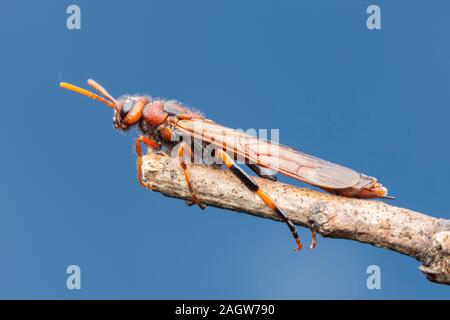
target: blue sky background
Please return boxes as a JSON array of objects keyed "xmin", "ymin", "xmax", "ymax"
[{"xmin": 0, "ymin": 0, "xmax": 449, "ymax": 299}]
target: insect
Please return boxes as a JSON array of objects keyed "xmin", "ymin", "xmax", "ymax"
[{"xmin": 60, "ymin": 79, "xmax": 392, "ymax": 251}]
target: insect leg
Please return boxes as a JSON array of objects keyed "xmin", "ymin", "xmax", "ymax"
[
  {"xmin": 178, "ymin": 142, "xmax": 207, "ymax": 209},
  {"xmin": 135, "ymin": 136, "xmax": 160, "ymax": 188},
  {"xmin": 310, "ymin": 230, "xmax": 317, "ymax": 250},
  {"xmin": 218, "ymin": 149, "xmax": 302, "ymax": 252}
]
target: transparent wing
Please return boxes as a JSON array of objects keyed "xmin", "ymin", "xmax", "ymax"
[{"xmin": 174, "ymin": 119, "xmax": 361, "ymax": 189}]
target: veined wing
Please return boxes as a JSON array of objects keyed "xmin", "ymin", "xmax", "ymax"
[{"xmin": 174, "ymin": 119, "xmax": 361, "ymax": 189}]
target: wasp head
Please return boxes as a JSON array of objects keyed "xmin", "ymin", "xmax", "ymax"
[
  {"xmin": 60, "ymin": 79, "xmax": 149, "ymax": 131},
  {"xmin": 113, "ymin": 96, "xmax": 149, "ymax": 130}
]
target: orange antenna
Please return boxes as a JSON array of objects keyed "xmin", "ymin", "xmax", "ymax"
[
  {"xmin": 60, "ymin": 82, "xmax": 117, "ymax": 110},
  {"xmin": 87, "ymin": 79, "xmax": 118, "ymax": 105}
]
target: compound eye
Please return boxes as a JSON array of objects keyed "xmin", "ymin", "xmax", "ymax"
[{"xmin": 120, "ymin": 101, "xmax": 134, "ymax": 119}]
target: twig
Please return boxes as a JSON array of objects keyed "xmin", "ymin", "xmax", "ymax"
[{"xmin": 142, "ymin": 151, "xmax": 450, "ymax": 285}]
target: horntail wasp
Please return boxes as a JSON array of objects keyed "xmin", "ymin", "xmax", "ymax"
[{"xmin": 60, "ymin": 79, "xmax": 393, "ymax": 252}]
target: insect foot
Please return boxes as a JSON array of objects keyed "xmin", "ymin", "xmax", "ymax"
[{"xmin": 185, "ymin": 199, "xmax": 207, "ymax": 210}]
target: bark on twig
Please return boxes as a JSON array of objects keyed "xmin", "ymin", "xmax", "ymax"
[{"xmin": 142, "ymin": 151, "xmax": 450, "ymax": 285}]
